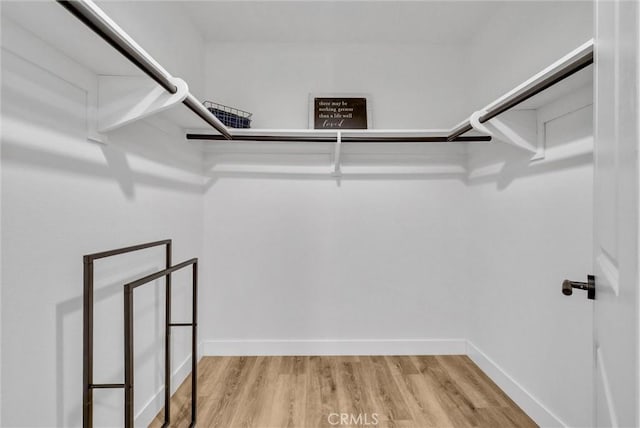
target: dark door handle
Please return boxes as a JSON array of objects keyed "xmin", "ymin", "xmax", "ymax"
[{"xmin": 562, "ymin": 275, "xmax": 595, "ymax": 300}]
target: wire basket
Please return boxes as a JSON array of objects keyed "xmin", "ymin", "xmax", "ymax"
[{"xmin": 204, "ymin": 101, "xmax": 252, "ymax": 129}]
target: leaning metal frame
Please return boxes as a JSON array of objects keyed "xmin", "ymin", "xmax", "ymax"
[{"xmin": 83, "ymin": 239, "xmax": 198, "ymax": 427}]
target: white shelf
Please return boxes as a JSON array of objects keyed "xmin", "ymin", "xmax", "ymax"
[
  {"xmin": 515, "ymin": 65, "xmax": 592, "ymax": 110},
  {"xmin": 3, "ymin": 0, "xmax": 594, "ymax": 151}
]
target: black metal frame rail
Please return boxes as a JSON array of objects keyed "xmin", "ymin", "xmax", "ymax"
[{"xmin": 83, "ymin": 240, "xmax": 198, "ymax": 428}]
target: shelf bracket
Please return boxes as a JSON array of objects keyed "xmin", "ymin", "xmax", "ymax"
[
  {"xmin": 332, "ymin": 131, "xmax": 342, "ymax": 177},
  {"xmin": 95, "ymin": 75, "xmax": 189, "ymax": 137},
  {"xmin": 470, "ymin": 109, "xmax": 543, "ymax": 160}
]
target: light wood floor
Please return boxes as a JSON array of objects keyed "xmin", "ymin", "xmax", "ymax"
[{"xmin": 150, "ymin": 355, "xmax": 537, "ymax": 428}]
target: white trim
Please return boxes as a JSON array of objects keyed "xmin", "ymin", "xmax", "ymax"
[
  {"xmin": 134, "ymin": 354, "xmax": 200, "ymax": 427},
  {"xmin": 202, "ymin": 338, "xmax": 467, "ymax": 356},
  {"xmin": 596, "ymin": 250, "xmax": 620, "ymax": 296},
  {"xmin": 536, "ymin": 83, "xmax": 593, "ymax": 130},
  {"xmin": 637, "ymin": 5, "xmax": 640, "ymax": 427},
  {"xmin": 536, "ymin": 83, "xmax": 593, "ymax": 162},
  {"xmin": 466, "ymin": 341, "xmax": 567, "ymax": 428},
  {"xmin": 97, "ymin": 75, "xmax": 189, "ymax": 134},
  {"xmin": 471, "ymin": 109, "xmax": 540, "ymax": 158},
  {"xmin": 0, "ymin": 20, "xmax": 3, "ymax": 425}
]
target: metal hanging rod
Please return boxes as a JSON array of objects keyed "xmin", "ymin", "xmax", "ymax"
[
  {"xmin": 57, "ymin": 1, "xmax": 176, "ymax": 93},
  {"xmin": 183, "ymin": 93, "xmax": 232, "ymax": 138},
  {"xmin": 57, "ymin": 0, "xmax": 232, "ymax": 140},
  {"xmin": 186, "ymin": 133, "xmax": 492, "ymax": 143}
]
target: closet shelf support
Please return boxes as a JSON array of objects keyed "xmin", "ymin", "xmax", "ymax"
[
  {"xmin": 333, "ymin": 131, "xmax": 343, "ymax": 176},
  {"xmin": 470, "ymin": 109, "xmax": 542, "ymax": 159},
  {"xmin": 57, "ymin": 0, "xmax": 232, "ymax": 140},
  {"xmin": 97, "ymin": 75, "xmax": 189, "ymax": 135}
]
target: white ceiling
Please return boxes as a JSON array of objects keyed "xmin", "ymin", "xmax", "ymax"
[{"xmin": 180, "ymin": 1, "xmax": 505, "ymax": 44}]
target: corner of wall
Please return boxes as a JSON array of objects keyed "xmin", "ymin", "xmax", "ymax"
[{"xmin": 466, "ymin": 341, "xmax": 567, "ymax": 428}]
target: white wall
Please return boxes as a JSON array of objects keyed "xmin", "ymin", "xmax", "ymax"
[
  {"xmin": 201, "ymin": 175, "xmax": 470, "ymax": 354},
  {"xmin": 198, "ymin": 2, "xmax": 595, "ymax": 427},
  {"xmin": 0, "ymin": 11, "xmax": 204, "ymax": 428},
  {"xmin": 463, "ymin": 3, "xmax": 594, "ymax": 426},
  {"xmin": 201, "ymin": 39, "xmax": 473, "ymax": 352},
  {"xmin": 204, "ymin": 42, "xmax": 470, "ymax": 129},
  {"xmin": 466, "ymin": 102, "xmax": 594, "ymax": 427},
  {"xmin": 467, "ymin": 0, "xmax": 593, "ymax": 111},
  {"xmin": 97, "ymin": 0, "xmax": 206, "ymax": 96}
]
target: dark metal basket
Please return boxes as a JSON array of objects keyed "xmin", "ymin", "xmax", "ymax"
[{"xmin": 204, "ymin": 101, "xmax": 252, "ymax": 128}]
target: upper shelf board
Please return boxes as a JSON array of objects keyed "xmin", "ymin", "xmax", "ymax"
[
  {"xmin": 3, "ymin": 0, "xmax": 593, "ymax": 144},
  {"xmin": 515, "ymin": 64, "xmax": 592, "ymax": 110}
]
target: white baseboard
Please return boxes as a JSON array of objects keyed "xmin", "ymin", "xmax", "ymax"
[
  {"xmin": 201, "ymin": 338, "xmax": 467, "ymax": 356},
  {"xmin": 135, "ymin": 354, "xmax": 198, "ymax": 427},
  {"xmin": 465, "ymin": 341, "xmax": 566, "ymax": 428}
]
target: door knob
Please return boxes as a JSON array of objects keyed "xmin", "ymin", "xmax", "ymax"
[{"xmin": 562, "ymin": 275, "xmax": 595, "ymax": 300}]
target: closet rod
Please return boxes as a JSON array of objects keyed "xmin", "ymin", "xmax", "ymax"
[
  {"xmin": 186, "ymin": 133, "xmax": 492, "ymax": 143},
  {"xmin": 183, "ymin": 93, "xmax": 232, "ymax": 138},
  {"xmin": 447, "ymin": 43, "xmax": 594, "ymax": 141},
  {"xmin": 57, "ymin": 0, "xmax": 232, "ymax": 140}
]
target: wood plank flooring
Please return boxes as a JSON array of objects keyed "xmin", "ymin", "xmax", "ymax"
[{"xmin": 149, "ymin": 355, "xmax": 537, "ymax": 428}]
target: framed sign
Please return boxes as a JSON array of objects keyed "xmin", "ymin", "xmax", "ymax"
[{"xmin": 309, "ymin": 93, "xmax": 371, "ymax": 130}]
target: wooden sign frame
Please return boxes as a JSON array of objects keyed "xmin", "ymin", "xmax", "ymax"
[{"xmin": 308, "ymin": 93, "xmax": 372, "ymax": 130}]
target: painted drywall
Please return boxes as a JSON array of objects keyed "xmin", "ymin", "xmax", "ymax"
[
  {"xmin": 465, "ymin": 96, "xmax": 594, "ymax": 427},
  {"xmin": 197, "ymin": 3, "xmax": 595, "ymax": 427},
  {"xmin": 201, "ymin": 35, "xmax": 475, "ymax": 351},
  {"xmin": 463, "ymin": 2, "xmax": 595, "ymax": 426},
  {"xmin": 97, "ymin": 0, "xmax": 206, "ymax": 97},
  {"xmin": 467, "ymin": 0, "xmax": 594, "ymax": 112},
  {"xmin": 0, "ymin": 13, "xmax": 204, "ymax": 428},
  {"xmin": 200, "ymin": 36, "xmax": 474, "ymax": 352},
  {"xmin": 467, "ymin": 103, "xmax": 594, "ymax": 427},
  {"xmin": 204, "ymin": 42, "xmax": 470, "ymax": 129},
  {"xmin": 201, "ymin": 174, "xmax": 470, "ymax": 352}
]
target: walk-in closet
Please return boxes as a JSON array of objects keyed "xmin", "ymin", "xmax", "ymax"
[{"xmin": 1, "ymin": 1, "xmax": 639, "ymax": 427}]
